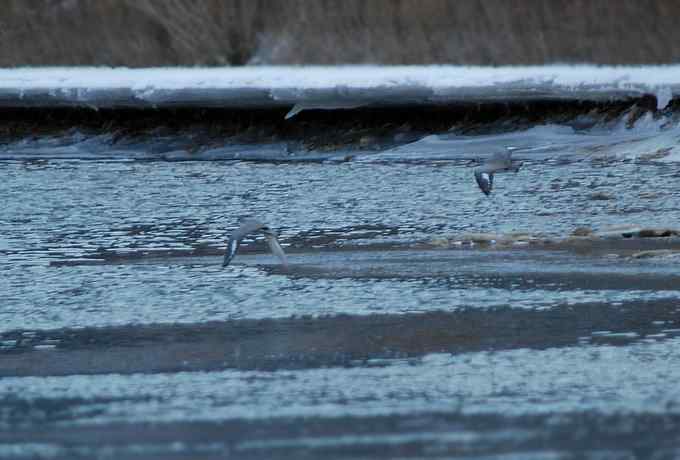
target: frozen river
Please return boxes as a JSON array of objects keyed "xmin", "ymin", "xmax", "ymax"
[{"xmin": 2, "ymin": 102, "xmax": 680, "ymax": 458}]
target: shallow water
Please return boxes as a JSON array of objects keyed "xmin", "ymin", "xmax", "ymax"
[
  {"xmin": 3, "ymin": 150, "xmax": 680, "ymax": 331},
  {"xmin": 3, "ymin": 338, "xmax": 680, "ymax": 458},
  {"xmin": 3, "ymin": 156, "xmax": 680, "ymax": 262},
  {"xmin": 5, "ymin": 339, "xmax": 680, "ymax": 423},
  {"xmin": 3, "ymin": 115, "xmax": 680, "ymax": 458},
  {"xmin": 4, "ymin": 249, "xmax": 680, "ymax": 333}
]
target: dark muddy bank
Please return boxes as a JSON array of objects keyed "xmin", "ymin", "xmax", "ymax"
[
  {"xmin": 0, "ymin": 95, "xmax": 668, "ymax": 162},
  {"xmin": 0, "ymin": 97, "xmax": 667, "ymax": 150},
  {"xmin": 2, "ymin": 298, "xmax": 680, "ymax": 377}
]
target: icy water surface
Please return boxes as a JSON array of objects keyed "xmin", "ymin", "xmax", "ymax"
[
  {"xmin": 3, "ymin": 118, "xmax": 680, "ymax": 458},
  {"xmin": 3, "ymin": 158, "xmax": 680, "ymax": 329}
]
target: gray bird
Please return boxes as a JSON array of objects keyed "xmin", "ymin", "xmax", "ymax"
[
  {"xmin": 222, "ymin": 219, "xmax": 288, "ymax": 268},
  {"xmin": 474, "ymin": 149, "xmax": 523, "ymax": 195}
]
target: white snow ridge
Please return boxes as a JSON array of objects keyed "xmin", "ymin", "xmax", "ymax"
[{"xmin": 0, "ymin": 65, "xmax": 678, "ymax": 110}]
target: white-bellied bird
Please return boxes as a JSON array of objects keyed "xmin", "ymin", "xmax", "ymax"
[{"xmin": 222, "ymin": 219, "xmax": 288, "ymax": 268}]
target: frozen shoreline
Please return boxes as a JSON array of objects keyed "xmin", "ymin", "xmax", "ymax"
[{"xmin": 0, "ymin": 65, "xmax": 678, "ymax": 110}]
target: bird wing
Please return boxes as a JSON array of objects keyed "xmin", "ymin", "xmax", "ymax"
[
  {"xmin": 223, "ymin": 220, "xmax": 289, "ymax": 268},
  {"xmin": 474, "ymin": 169, "xmax": 494, "ymax": 196},
  {"xmin": 222, "ymin": 237, "xmax": 240, "ymax": 267},
  {"xmin": 222, "ymin": 219, "xmax": 266, "ymax": 267},
  {"xmin": 266, "ymin": 235, "xmax": 289, "ymax": 267}
]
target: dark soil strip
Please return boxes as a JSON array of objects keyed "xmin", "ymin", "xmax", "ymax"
[
  {"xmin": 2, "ymin": 299, "xmax": 678, "ymax": 377},
  {"xmin": 0, "ymin": 98, "xmax": 660, "ymax": 151}
]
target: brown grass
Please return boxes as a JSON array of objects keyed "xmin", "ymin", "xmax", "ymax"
[{"xmin": 1, "ymin": 0, "xmax": 679, "ymax": 66}]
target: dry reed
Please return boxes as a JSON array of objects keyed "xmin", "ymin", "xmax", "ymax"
[{"xmin": 0, "ymin": 0, "xmax": 678, "ymax": 66}]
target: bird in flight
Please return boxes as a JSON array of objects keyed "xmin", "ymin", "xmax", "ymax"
[
  {"xmin": 222, "ymin": 219, "xmax": 288, "ymax": 268},
  {"xmin": 474, "ymin": 149, "xmax": 523, "ymax": 195}
]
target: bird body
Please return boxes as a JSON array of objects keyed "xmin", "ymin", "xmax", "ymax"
[
  {"xmin": 222, "ymin": 219, "xmax": 288, "ymax": 268},
  {"xmin": 474, "ymin": 150, "xmax": 523, "ymax": 195}
]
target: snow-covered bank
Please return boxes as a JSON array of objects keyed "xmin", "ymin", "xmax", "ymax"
[{"xmin": 0, "ymin": 66, "xmax": 678, "ymax": 111}]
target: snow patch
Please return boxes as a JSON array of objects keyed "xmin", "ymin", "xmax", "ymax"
[
  {"xmin": 0, "ymin": 65, "xmax": 678, "ymax": 109},
  {"xmin": 655, "ymin": 86, "xmax": 673, "ymax": 110}
]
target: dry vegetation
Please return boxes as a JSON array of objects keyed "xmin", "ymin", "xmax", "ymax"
[{"xmin": 0, "ymin": 0, "xmax": 679, "ymax": 66}]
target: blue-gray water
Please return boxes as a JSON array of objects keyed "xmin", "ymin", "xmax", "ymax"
[{"xmin": 3, "ymin": 114, "xmax": 680, "ymax": 459}]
